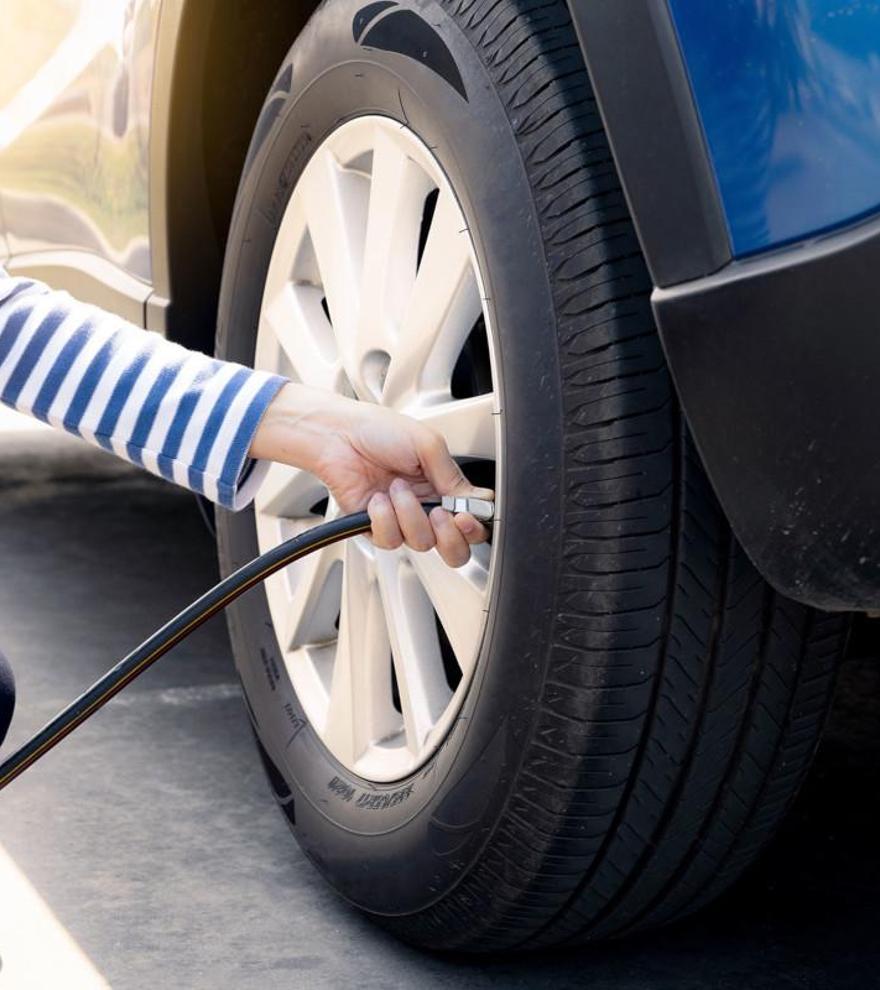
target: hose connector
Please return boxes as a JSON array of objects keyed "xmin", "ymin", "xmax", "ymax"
[{"xmin": 440, "ymin": 495, "xmax": 495, "ymax": 522}]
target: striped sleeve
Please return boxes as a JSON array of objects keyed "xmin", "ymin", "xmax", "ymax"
[{"xmin": 0, "ymin": 270, "xmax": 287, "ymax": 510}]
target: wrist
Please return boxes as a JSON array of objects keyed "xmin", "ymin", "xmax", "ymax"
[{"xmin": 248, "ymin": 382, "xmax": 355, "ymax": 473}]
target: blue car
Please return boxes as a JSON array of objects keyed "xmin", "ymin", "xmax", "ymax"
[{"xmin": 0, "ymin": 0, "xmax": 871, "ymax": 952}]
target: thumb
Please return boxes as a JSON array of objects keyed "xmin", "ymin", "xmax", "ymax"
[{"xmin": 417, "ymin": 429, "xmax": 494, "ymax": 499}]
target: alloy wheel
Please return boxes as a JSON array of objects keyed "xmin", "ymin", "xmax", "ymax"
[{"xmin": 254, "ymin": 116, "xmax": 502, "ymax": 782}]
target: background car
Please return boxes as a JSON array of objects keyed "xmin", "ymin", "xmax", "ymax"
[{"xmin": 1, "ymin": 0, "xmax": 875, "ymax": 953}]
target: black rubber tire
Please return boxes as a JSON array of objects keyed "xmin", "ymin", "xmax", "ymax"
[{"xmin": 215, "ymin": 0, "xmax": 850, "ymax": 952}]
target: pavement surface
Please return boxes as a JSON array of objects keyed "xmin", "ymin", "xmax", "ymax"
[{"xmin": 1, "ymin": 429, "xmax": 879, "ymax": 989}]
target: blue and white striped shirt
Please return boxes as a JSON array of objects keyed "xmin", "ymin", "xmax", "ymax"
[{"xmin": 0, "ymin": 269, "xmax": 287, "ymax": 509}]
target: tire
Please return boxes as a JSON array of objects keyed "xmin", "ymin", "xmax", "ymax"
[{"xmin": 215, "ymin": 0, "xmax": 850, "ymax": 952}]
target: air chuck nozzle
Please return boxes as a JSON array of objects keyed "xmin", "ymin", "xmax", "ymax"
[{"xmin": 440, "ymin": 495, "xmax": 495, "ymax": 522}]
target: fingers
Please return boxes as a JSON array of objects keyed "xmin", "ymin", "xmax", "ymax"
[
  {"xmin": 429, "ymin": 507, "xmax": 472, "ymax": 568},
  {"xmin": 367, "ymin": 492, "xmax": 403, "ymax": 550},
  {"xmin": 367, "ymin": 478, "xmax": 489, "ymax": 567},
  {"xmin": 389, "ymin": 479, "xmax": 436, "ymax": 552},
  {"xmin": 454, "ymin": 512, "xmax": 488, "ymax": 545},
  {"xmin": 416, "ymin": 429, "xmax": 494, "ymax": 501},
  {"xmin": 369, "ymin": 477, "xmax": 490, "ymax": 567},
  {"xmin": 416, "ymin": 429, "xmax": 464, "ymax": 494}
]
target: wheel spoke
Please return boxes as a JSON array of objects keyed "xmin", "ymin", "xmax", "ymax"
[
  {"xmin": 323, "ymin": 540, "xmax": 396, "ymax": 764},
  {"xmin": 383, "ymin": 189, "xmax": 481, "ymax": 405},
  {"xmin": 282, "ymin": 541, "xmax": 343, "ymax": 650},
  {"xmin": 376, "ymin": 551, "xmax": 451, "ymax": 754},
  {"xmin": 254, "ymin": 462, "xmax": 324, "ymax": 519},
  {"xmin": 355, "ymin": 128, "xmax": 431, "ymax": 388},
  {"xmin": 259, "ymin": 281, "xmax": 339, "ymax": 391},
  {"xmin": 407, "ymin": 546, "xmax": 489, "ymax": 678},
  {"xmin": 301, "ymin": 148, "xmax": 368, "ymax": 360},
  {"xmin": 408, "ymin": 392, "xmax": 497, "ymax": 460}
]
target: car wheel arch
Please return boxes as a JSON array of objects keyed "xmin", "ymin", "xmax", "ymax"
[{"xmin": 148, "ymin": 0, "xmax": 318, "ymax": 352}]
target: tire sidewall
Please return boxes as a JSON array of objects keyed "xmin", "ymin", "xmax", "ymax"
[{"xmin": 216, "ymin": 0, "xmax": 564, "ymax": 915}]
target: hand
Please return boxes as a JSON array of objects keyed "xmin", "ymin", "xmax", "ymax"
[{"xmin": 249, "ymin": 383, "xmax": 493, "ymax": 566}]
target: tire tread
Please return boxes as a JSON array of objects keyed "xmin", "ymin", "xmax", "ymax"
[{"xmin": 381, "ymin": 0, "xmax": 848, "ymax": 951}]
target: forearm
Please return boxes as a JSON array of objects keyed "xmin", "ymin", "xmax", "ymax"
[
  {"xmin": 0, "ymin": 272, "xmax": 286, "ymax": 508},
  {"xmin": 0, "ymin": 270, "xmax": 492, "ymax": 560}
]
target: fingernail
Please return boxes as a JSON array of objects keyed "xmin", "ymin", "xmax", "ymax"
[
  {"xmin": 430, "ymin": 506, "xmax": 449, "ymax": 525},
  {"xmin": 459, "ymin": 516, "xmax": 477, "ymax": 533},
  {"xmin": 389, "ymin": 478, "xmax": 408, "ymax": 496},
  {"xmin": 370, "ymin": 491, "xmax": 387, "ymax": 509}
]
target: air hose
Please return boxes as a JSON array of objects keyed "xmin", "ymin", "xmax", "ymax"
[{"xmin": 0, "ymin": 495, "xmax": 494, "ymax": 793}]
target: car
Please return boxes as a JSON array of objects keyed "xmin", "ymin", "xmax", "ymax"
[{"xmin": 0, "ymin": 0, "xmax": 872, "ymax": 953}]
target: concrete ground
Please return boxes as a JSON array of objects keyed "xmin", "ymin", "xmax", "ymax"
[{"xmin": 1, "ymin": 429, "xmax": 879, "ymax": 990}]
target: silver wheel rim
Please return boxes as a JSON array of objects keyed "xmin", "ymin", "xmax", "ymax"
[{"xmin": 254, "ymin": 116, "xmax": 502, "ymax": 782}]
